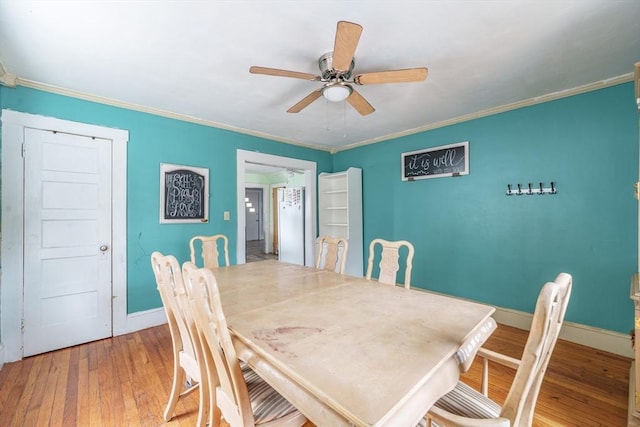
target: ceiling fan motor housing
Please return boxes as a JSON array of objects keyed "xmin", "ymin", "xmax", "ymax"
[{"xmin": 319, "ymin": 52, "xmax": 354, "ymax": 80}]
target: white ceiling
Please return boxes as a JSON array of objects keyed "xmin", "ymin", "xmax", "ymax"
[{"xmin": 1, "ymin": 1, "xmax": 638, "ymax": 152}]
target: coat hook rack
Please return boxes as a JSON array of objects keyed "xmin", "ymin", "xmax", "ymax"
[{"xmin": 506, "ymin": 181, "xmax": 557, "ymax": 196}]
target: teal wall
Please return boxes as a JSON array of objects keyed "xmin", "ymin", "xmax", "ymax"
[
  {"xmin": 1, "ymin": 83, "xmax": 638, "ymax": 334},
  {"xmin": 334, "ymin": 82, "xmax": 639, "ymax": 333},
  {"xmin": 0, "ymin": 86, "xmax": 333, "ymax": 313}
]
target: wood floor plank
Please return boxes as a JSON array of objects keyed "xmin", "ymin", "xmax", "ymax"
[
  {"xmin": 76, "ymin": 352, "xmax": 90, "ymax": 426},
  {"xmin": 23, "ymin": 353, "xmax": 53, "ymax": 424},
  {"xmin": 88, "ymin": 345, "xmax": 102, "ymax": 426},
  {"xmin": 0, "ymin": 357, "xmax": 34, "ymax": 424},
  {"xmin": 109, "ymin": 333, "xmax": 143, "ymax": 426},
  {"xmin": 62, "ymin": 345, "xmax": 80, "ymax": 426},
  {"xmin": 49, "ymin": 348, "xmax": 72, "ymax": 426},
  {"xmin": 128, "ymin": 331, "xmax": 167, "ymax": 425},
  {"xmin": 34, "ymin": 350, "xmax": 63, "ymax": 425},
  {"xmin": 97, "ymin": 339, "xmax": 120, "ymax": 425},
  {"xmin": 9, "ymin": 350, "xmax": 44, "ymax": 423}
]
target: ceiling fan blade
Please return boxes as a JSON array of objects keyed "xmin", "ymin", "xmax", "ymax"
[
  {"xmin": 347, "ymin": 89, "xmax": 375, "ymax": 116},
  {"xmin": 354, "ymin": 67, "xmax": 428, "ymax": 85},
  {"xmin": 287, "ymin": 90, "xmax": 323, "ymax": 113},
  {"xmin": 250, "ymin": 66, "xmax": 319, "ymax": 81},
  {"xmin": 332, "ymin": 21, "xmax": 363, "ymax": 72}
]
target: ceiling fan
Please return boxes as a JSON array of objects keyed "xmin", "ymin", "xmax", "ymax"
[{"xmin": 249, "ymin": 21, "xmax": 428, "ymax": 116}]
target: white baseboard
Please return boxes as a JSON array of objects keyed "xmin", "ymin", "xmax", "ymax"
[
  {"xmin": 494, "ymin": 306, "xmax": 633, "ymax": 358},
  {"xmin": 122, "ymin": 307, "xmax": 167, "ymax": 335}
]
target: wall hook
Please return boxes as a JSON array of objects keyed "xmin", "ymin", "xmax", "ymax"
[{"xmin": 505, "ymin": 181, "xmax": 558, "ymax": 196}]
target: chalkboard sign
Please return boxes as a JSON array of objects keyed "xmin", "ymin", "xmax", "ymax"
[
  {"xmin": 401, "ymin": 141, "xmax": 469, "ymax": 181},
  {"xmin": 160, "ymin": 163, "xmax": 209, "ymax": 223}
]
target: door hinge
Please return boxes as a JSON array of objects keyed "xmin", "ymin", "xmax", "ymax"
[
  {"xmin": 635, "ymin": 182, "xmax": 640, "ymax": 201},
  {"xmin": 21, "ymin": 142, "xmax": 25, "ymax": 158},
  {"xmin": 21, "ymin": 318, "xmax": 24, "ymax": 332}
]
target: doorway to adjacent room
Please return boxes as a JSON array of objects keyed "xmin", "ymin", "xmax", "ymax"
[
  {"xmin": 244, "ymin": 187, "xmax": 277, "ymax": 262},
  {"xmin": 236, "ymin": 150, "xmax": 317, "ymax": 265}
]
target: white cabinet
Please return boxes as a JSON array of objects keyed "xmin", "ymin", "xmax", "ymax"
[{"xmin": 318, "ymin": 167, "xmax": 363, "ymax": 276}]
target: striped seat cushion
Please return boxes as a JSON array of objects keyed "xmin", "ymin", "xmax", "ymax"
[
  {"xmin": 434, "ymin": 381, "xmax": 501, "ymax": 418},
  {"xmin": 418, "ymin": 381, "xmax": 502, "ymax": 426},
  {"xmin": 242, "ymin": 365, "xmax": 301, "ymax": 424}
]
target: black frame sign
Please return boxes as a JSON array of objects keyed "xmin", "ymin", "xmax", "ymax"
[
  {"xmin": 160, "ymin": 163, "xmax": 209, "ymax": 223},
  {"xmin": 401, "ymin": 141, "xmax": 469, "ymax": 181}
]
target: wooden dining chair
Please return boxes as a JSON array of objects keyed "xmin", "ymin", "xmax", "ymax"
[
  {"xmin": 189, "ymin": 234, "xmax": 230, "ymax": 268},
  {"xmin": 150, "ymin": 252, "xmax": 209, "ymax": 427},
  {"xmin": 365, "ymin": 238, "xmax": 415, "ymax": 288},
  {"xmin": 315, "ymin": 236, "xmax": 349, "ymax": 274},
  {"xmin": 423, "ymin": 273, "xmax": 573, "ymax": 427},
  {"xmin": 182, "ymin": 262, "xmax": 309, "ymax": 427}
]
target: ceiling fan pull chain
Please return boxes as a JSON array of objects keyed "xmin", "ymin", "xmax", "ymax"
[
  {"xmin": 326, "ymin": 99, "xmax": 330, "ymax": 131},
  {"xmin": 343, "ymin": 101, "xmax": 347, "ymax": 138}
]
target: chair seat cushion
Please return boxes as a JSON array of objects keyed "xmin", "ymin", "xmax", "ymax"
[
  {"xmin": 433, "ymin": 380, "xmax": 502, "ymax": 418},
  {"xmin": 243, "ymin": 365, "xmax": 301, "ymax": 423}
]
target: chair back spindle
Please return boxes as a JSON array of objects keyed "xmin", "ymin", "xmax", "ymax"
[
  {"xmin": 366, "ymin": 238, "xmax": 415, "ymax": 288},
  {"xmin": 189, "ymin": 234, "xmax": 230, "ymax": 268},
  {"xmin": 316, "ymin": 236, "xmax": 349, "ymax": 274}
]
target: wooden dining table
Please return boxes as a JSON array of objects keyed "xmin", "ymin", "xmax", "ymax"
[{"xmin": 211, "ymin": 260, "xmax": 496, "ymax": 427}]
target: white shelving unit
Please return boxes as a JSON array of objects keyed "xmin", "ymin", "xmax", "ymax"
[{"xmin": 318, "ymin": 167, "xmax": 363, "ymax": 276}]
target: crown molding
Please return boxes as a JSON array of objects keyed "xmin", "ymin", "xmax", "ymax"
[
  {"xmin": 333, "ymin": 73, "xmax": 634, "ymax": 153},
  {"xmin": 0, "ymin": 62, "xmax": 17, "ymax": 87},
  {"xmin": 11, "ymin": 78, "xmax": 333, "ymax": 152},
  {"xmin": 5, "ymin": 71, "xmax": 633, "ymax": 154}
]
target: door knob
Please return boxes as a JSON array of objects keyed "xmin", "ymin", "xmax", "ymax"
[{"xmin": 100, "ymin": 245, "xmax": 109, "ymax": 252}]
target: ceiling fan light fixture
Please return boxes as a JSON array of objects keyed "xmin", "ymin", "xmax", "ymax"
[{"xmin": 322, "ymin": 83, "xmax": 352, "ymax": 102}]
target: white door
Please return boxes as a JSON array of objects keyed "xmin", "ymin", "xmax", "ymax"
[
  {"xmin": 23, "ymin": 128, "xmax": 113, "ymax": 356},
  {"xmin": 245, "ymin": 188, "xmax": 262, "ymax": 241}
]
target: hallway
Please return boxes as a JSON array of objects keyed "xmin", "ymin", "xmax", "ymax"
[{"xmin": 245, "ymin": 239, "xmax": 277, "ymax": 263}]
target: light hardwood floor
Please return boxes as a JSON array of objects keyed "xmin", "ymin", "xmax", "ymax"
[{"xmin": 0, "ymin": 323, "xmax": 632, "ymax": 426}]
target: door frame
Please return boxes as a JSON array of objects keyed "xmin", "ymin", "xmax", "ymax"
[
  {"xmin": 237, "ymin": 150, "xmax": 316, "ymax": 266},
  {"xmin": 1, "ymin": 110, "xmax": 128, "ymax": 362},
  {"xmin": 271, "ymin": 183, "xmax": 287, "ymax": 255}
]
